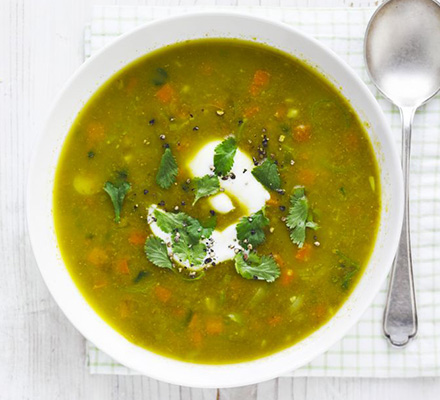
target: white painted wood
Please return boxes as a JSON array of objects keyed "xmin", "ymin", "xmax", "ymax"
[{"xmin": 2, "ymin": 0, "xmax": 440, "ymax": 398}]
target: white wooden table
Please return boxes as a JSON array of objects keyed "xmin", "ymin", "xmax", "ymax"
[{"xmin": 2, "ymin": 0, "xmax": 440, "ymax": 398}]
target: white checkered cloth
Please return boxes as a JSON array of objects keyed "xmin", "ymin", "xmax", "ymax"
[{"xmin": 85, "ymin": 5, "xmax": 440, "ymax": 377}]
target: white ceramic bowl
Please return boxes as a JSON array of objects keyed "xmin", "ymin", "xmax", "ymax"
[{"xmin": 27, "ymin": 12, "xmax": 403, "ymax": 388}]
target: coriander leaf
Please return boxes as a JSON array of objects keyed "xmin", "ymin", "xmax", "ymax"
[
  {"xmin": 153, "ymin": 209, "xmax": 186, "ymax": 233},
  {"xmin": 186, "ymin": 216, "xmax": 215, "ymax": 244},
  {"xmin": 171, "ymin": 235, "xmax": 192, "ymax": 263},
  {"xmin": 172, "ymin": 234, "xmax": 206, "ymax": 267},
  {"xmin": 286, "ymin": 187, "xmax": 318, "ymax": 248},
  {"xmin": 116, "ymin": 170, "xmax": 128, "ymax": 181},
  {"xmin": 251, "ymin": 159, "xmax": 281, "ymax": 190},
  {"xmin": 153, "ymin": 209, "xmax": 215, "ymax": 242},
  {"xmin": 192, "ymin": 174, "xmax": 220, "ymax": 205},
  {"xmin": 190, "ymin": 243, "xmax": 207, "ymax": 267},
  {"xmin": 156, "ymin": 148, "xmax": 178, "ymax": 189},
  {"xmin": 214, "ymin": 137, "xmax": 237, "ymax": 175},
  {"xmin": 149, "ymin": 209, "xmax": 214, "ymax": 270},
  {"xmin": 144, "ymin": 236, "xmax": 173, "ymax": 269},
  {"xmin": 236, "ymin": 209, "xmax": 269, "ymax": 248},
  {"xmin": 306, "ymin": 221, "xmax": 319, "ymax": 230},
  {"xmin": 234, "ymin": 253, "xmax": 280, "ymax": 283},
  {"xmin": 334, "ymin": 250, "xmax": 360, "ymax": 290},
  {"xmin": 103, "ymin": 181, "xmax": 131, "ymax": 223},
  {"xmin": 133, "ymin": 270, "xmax": 150, "ymax": 283},
  {"xmin": 152, "ymin": 67, "xmax": 168, "ymax": 86},
  {"xmin": 341, "ymin": 268, "xmax": 359, "ymax": 290}
]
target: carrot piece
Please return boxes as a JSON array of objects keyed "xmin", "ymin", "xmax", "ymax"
[
  {"xmin": 295, "ymin": 243, "xmax": 312, "ymax": 262},
  {"xmin": 273, "ymin": 254, "xmax": 295, "ymax": 286},
  {"xmin": 205, "ymin": 317, "xmax": 224, "ymax": 335},
  {"xmin": 191, "ymin": 330, "xmax": 203, "ymax": 346},
  {"xmin": 128, "ymin": 231, "xmax": 147, "ymax": 245},
  {"xmin": 154, "ymin": 285, "xmax": 171, "ymax": 303},
  {"xmin": 200, "ymin": 62, "xmax": 213, "ymax": 76},
  {"xmin": 272, "ymin": 253, "xmax": 285, "ymax": 268},
  {"xmin": 155, "ymin": 83, "xmax": 175, "ymax": 103},
  {"xmin": 92, "ymin": 279, "xmax": 108, "ymax": 290},
  {"xmin": 266, "ymin": 196, "xmax": 280, "ymax": 207},
  {"xmin": 280, "ymin": 269, "xmax": 295, "ymax": 286},
  {"xmin": 86, "ymin": 121, "xmax": 105, "ymax": 145},
  {"xmin": 345, "ymin": 132, "xmax": 360, "ymax": 150},
  {"xmin": 253, "ymin": 70, "xmax": 271, "ymax": 85},
  {"xmin": 268, "ymin": 315, "xmax": 282, "ymax": 326},
  {"xmin": 250, "ymin": 70, "xmax": 271, "ymax": 96},
  {"xmin": 243, "ymin": 105, "xmax": 260, "ymax": 118},
  {"xmin": 188, "ymin": 313, "xmax": 200, "ymax": 330},
  {"xmin": 125, "ymin": 76, "xmax": 138, "ymax": 94},
  {"xmin": 314, "ymin": 304, "xmax": 327, "ymax": 319},
  {"xmin": 292, "ymin": 124, "xmax": 311, "ymax": 142},
  {"xmin": 115, "ymin": 259, "xmax": 130, "ymax": 275},
  {"xmin": 187, "ymin": 313, "xmax": 203, "ymax": 346},
  {"xmin": 119, "ymin": 300, "xmax": 132, "ymax": 319},
  {"xmin": 274, "ymin": 104, "xmax": 287, "ymax": 119},
  {"xmin": 297, "ymin": 169, "xmax": 316, "ymax": 186},
  {"xmin": 87, "ymin": 247, "xmax": 108, "ymax": 267}
]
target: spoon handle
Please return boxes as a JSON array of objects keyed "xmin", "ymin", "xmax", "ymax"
[{"xmin": 383, "ymin": 107, "xmax": 418, "ymax": 347}]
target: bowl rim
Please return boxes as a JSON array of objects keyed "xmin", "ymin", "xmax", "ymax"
[{"xmin": 26, "ymin": 11, "xmax": 404, "ymax": 388}]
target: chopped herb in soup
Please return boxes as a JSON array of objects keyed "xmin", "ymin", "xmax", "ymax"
[{"xmin": 53, "ymin": 39, "xmax": 380, "ymax": 364}]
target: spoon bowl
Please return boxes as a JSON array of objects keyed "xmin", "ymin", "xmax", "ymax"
[
  {"xmin": 365, "ymin": 0, "xmax": 440, "ymax": 347},
  {"xmin": 365, "ymin": 0, "xmax": 440, "ymax": 107}
]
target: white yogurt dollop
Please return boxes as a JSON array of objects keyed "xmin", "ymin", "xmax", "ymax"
[
  {"xmin": 188, "ymin": 140, "xmax": 270, "ymax": 215},
  {"xmin": 209, "ymin": 193, "xmax": 234, "ymax": 214}
]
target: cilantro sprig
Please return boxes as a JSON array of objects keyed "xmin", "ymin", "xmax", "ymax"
[
  {"xmin": 192, "ymin": 174, "xmax": 220, "ymax": 205},
  {"xmin": 236, "ymin": 209, "xmax": 269, "ymax": 248},
  {"xmin": 153, "ymin": 209, "xmax": 215, "ymax": 242},
  {"xmin": 186, "ymin": 215, "xmax": 216, "ymax": 243},
  {"xmin": 286, "ymin": 187, "xmax": 318, "ymax": 248},
  {"xmin": 154, "ymin": 209, "xmax": 187, "ymax": 233},
  {"xmin": 214, "ymin": 137, "xmax": 237, "ymax": 176},
  {"xmin": 252, "ymin": 159, "xmax": 281, "ymax": 190},
  {"xmin": 234, "ymin": 253, "xmax": 280, "ymax": 283},
  {"xmin": 173, "ymin": 239, "xmax": 206, "ymax": 267},
  {"xmin": 334, "ymin": 250, "xmax": 361, "ymax": 290},
  {"xmin": 150, "ymin": 208, "xmax": 216, "ymax": 269},
  {"xmin": 156, "ymin": 147, "xmax": 178, "ymax": 189},
  {"xmin": 103, "ymin": 181, "xmax": 131, "ymax": 223},
  {"xmin": 234, "ymin": 208, "xmax": 279, "ymax": 282},
  {"xmin": 144, "ymin": 236, "xmax": 173, "ymax": 269}
]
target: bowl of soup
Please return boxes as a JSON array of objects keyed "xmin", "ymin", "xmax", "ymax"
[{"xmin": 27, "ymin": 12, "xmax": 403, "ymax": 387}]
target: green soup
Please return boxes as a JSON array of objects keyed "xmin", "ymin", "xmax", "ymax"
[{"xmin": 54, "ymin": 39, "xmax": 380, "ymax": 364}]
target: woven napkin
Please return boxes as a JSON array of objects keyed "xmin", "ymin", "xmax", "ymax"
[{"xmin": 84, "ymin": 5, "xmax": 440, "ymax": 378}]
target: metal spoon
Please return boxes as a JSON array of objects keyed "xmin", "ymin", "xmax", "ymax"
[{"xmin": 365, "ymin": 0, "xmax": 440, "ymax": 347}]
